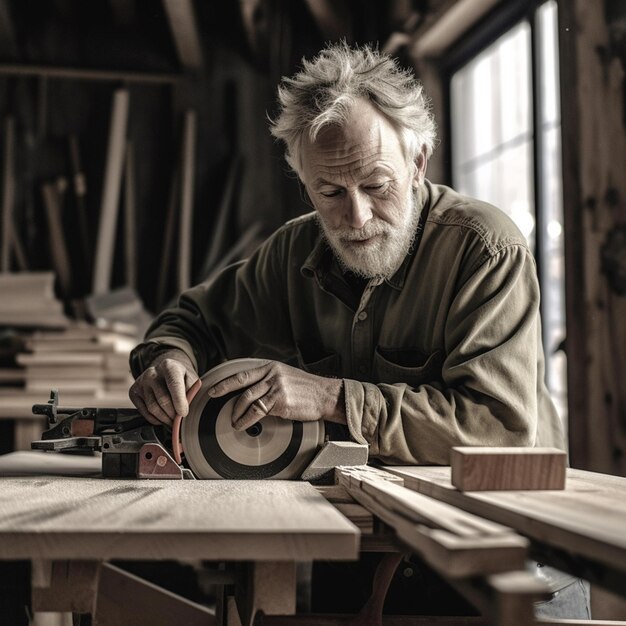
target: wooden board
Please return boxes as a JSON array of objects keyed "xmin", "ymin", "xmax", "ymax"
[
  {"xmin": 384, "ymin": 466, "xmax": 626, "ymax": 575},
  {"xmin": 450, "ymin": 447, "xmax": 566, "ymax": 491},
  {"xmin": 177, "ymin": 109, "xmax": 196, "ymax": 292},
  {"xmin": 0, "ymin": 390, "xmax": 134, "ymax": 419},
  {"xmin": 92, "ymin": 88, "xmax": 129, "ymax": 295},
  {"xmin": 336, "ymin": 468, "xmax": 528, "ymax": 578},
  {"xmin": 0, "ymin": 477, "xmax": 359, "ymax": 561}
]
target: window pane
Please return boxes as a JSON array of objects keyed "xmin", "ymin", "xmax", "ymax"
[
  {"xmin": 451, "ymin": 3, "xmax": 567, "ymax": 427},
  {"xmin": 451, "ymin": 20, "xmax": 534, "ymax": 251}
]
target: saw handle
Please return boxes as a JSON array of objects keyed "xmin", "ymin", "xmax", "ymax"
[{"xmin": 172, "ymin": 379, "xmax": 202, "ymax": 464}]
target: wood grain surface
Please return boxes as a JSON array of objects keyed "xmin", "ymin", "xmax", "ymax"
[
  {"xmin": 383, "ymin": 466, "xmax": 626, "ymax": 574},
  {"xmin": 450, "ymin": 447, "xmax": 566, "ymax": 491},
  {"xmin": 0, "ymin": 477, "xmax": 359, "ymax": 561}
]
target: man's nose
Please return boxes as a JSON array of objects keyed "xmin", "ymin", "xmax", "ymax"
[{"xmin": 345, "ymin": 190, "xmax": 373, "ymax": 229}]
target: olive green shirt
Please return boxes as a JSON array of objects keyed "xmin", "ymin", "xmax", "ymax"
[{"xmin": 130, "ymin": 180, "xmax": 565, "ymax": 464}]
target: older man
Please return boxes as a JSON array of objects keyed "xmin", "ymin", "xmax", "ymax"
[
  {"xmin": 130, "ymin": 44, "xmax": 563, "ymax": 462},
  {"xmin": 129, "ymin": 43, "xmax": 589, "ymax": 619}
]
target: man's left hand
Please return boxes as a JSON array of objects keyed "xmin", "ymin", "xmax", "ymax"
[{"xmin": 206, "ymin": 361, "xmax": 345, "ymax": 431}]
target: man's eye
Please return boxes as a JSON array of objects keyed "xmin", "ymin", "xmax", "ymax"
[
  {"xmin": 320, "ymin": 189, "xmax": 342, "ymax": 198},
  {"xmin": 365, "ymin": 183, "xmax": 388, "ymax": 192}
]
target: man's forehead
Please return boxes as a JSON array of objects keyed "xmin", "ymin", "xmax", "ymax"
[
  {"xmin": 310, "ymin": 100, "xmax": 397, "ymax": 150},
  {"xmin": 300, "ymin": 100, "xmax": 405, "ymax": 180}
]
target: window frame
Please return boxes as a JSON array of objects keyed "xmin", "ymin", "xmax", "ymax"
[{"xmin": 439, "ymin": 0, "xmax": 563, "ymax": 373}]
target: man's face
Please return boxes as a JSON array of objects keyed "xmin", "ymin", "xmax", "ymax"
[{"xmin": 300, "ymin": 98, "xmax": 426, "ymax": 279}]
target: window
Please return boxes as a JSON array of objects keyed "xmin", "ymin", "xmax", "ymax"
[{"xmin": 449, "ymin": 1, "xmax": 567, "ymax": 423}]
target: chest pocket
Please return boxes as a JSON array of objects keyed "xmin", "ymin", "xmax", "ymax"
[
  {"xmin": 296, "ymin": 343, "xmax": 342, "ymax": 377},
  {"xmin": 373, "ymin": 347, "xmax": 444, "ymax": 386}
]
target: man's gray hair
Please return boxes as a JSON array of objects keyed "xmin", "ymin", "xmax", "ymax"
[{"xmin": 270, "ymin": 42, "xmax": 437, "ymax": 176}]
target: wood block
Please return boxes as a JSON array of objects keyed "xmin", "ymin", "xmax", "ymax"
[{"xmin": 450, "ymin": 447, "xmax": 566, "ymax": 491}]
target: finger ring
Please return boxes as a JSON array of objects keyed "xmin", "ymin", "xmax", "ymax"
[{"xmin": 255, "ymin": 398, "xmax": 269, "ymax": 413}]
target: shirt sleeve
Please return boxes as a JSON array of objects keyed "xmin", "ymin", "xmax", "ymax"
[
  {"xmin": 342, "ymin": 243, "xmax": 552, "ymax": 465},
  {"xmin": 129, "ymin": 231, "xmax": 293, "ymax": 378}
]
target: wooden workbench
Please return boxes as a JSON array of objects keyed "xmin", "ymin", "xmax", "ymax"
[
  {"xmin": 384, "ymin": 466, "xmax": 626, "ymax": 598},
  {"xmin": 0, "ymin": 477, "xmax": 359, "ymax": 561},
  {"xmin": 0, "ymin": 471, "xmax": 359, "ymax": 625}
]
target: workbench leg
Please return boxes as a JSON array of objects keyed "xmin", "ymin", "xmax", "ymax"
[
  {"xmin": 31, "ymin": 559, "xmax": 99, "ymax": 615},
  {"xmin": 234, "ymin": 561, "xmax": 297, "ymax": 626},
  {"xmin": 489, "ymin": 571, "xmax": 547, "ymax": 626}
]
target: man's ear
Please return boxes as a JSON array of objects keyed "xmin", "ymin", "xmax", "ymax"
[{"xmin": 412, "ymin": 146, "xmax": 428, "ymax": 188}]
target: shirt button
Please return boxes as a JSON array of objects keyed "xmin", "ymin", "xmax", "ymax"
[{"xmin": 357, "ymin": 311, "xmax": 368, "ymax": 321}]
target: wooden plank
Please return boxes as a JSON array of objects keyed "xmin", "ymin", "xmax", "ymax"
[
  {"xmin": 336, "ymin": 468, "xmax": 528, "ymax": 578},
  {"xmin": 0, "ymin": 0, "xmax": 17, "ymax": 59},
  {"xmin": 0, "ymin": 451, "xmax": 101, "ymax": 476},
  {"xmin": 0, "ymin": 63, "xmax": 181, "ymax": 84},
  {"xmin": 68, "ymin": 134, "xmax": 90, "ymax": 281},
  {"xmin": 337, "ymin": 468, "xmax": 511, "ymax": 537},
  {"xmin": 0, "ymin": 391, "xmax": 134, "ymax": 418},
  {"xmin": 332, "ymin": 503, "xmax": 373, "ymax": 533},
  {"xmin": 178, "ymin": 109, "xmax": 196, "ymax": 292},
  {"xmin": 1, "ymin": 116, "xmax": 15, "ymax": 271},
  {"xmin": 450, "ymin": 447, "xmax": 566, "ymax": 491},
  {"xmin": 124, "ymin": 140, "xmax": 136, "ymax": 289},
  {"xmin": 336, "ymin": 465, "xmax": 404, "ymax": 489},
  {"xmin": 162, "ymin": 0, "xmax": 204, "ymax": 70},
  {"xmin": 94, "ymin": 563, "xmax": 216, "ymax": 625},
  {"xmin": 410, "ymin": 0, "xmax": 502, "ymax": 59},
  {"xmin": 42, "ymin": 182, "xmax": 73, "ymax": 297},
  {"xmin": 384, "ymin": 466, "xmax": 626, "ymax": 577},
  {"xmin": 92, "ymin": 88, "xmax": 129, "ymax": 295},
  {"xmin": 156, "ymin": 165, "xmax": 179, "ymax": 310},
  {"xmin": 0, "ymin": 478, "xmax": 359, "ymax": 561},
  {"xmin": 197, "ymin": 155, "xmax": 240, "ymax": 280}
]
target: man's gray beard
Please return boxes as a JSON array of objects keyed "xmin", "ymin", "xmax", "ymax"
[{"xmin": 317, "ymin": 190, "xmax": 421, "ymax": 280}]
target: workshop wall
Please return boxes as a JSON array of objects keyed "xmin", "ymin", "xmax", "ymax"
[{"xmin": 558, "ymin": 0, "xmax": 626, "ymax": 476}]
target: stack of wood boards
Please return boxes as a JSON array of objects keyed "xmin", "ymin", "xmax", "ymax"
[
  {"xmin": 336, "ymin": 466, "xmax": 529, "ymax": 578},
  {"xmin": 0, "ymin": 272, "xmax": 69, "ymax": 328},
  {"xmin": 0, "ymin": 322, "xmax": 136, "ymax": 419},
  {"xmin": 19, "ymin": 325, "xmax": 134, "ymax": 394}
]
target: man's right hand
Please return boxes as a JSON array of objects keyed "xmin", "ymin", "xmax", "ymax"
[{"xmin": 128, "ymin": 349, "xmax": 200, "ymax": 426}]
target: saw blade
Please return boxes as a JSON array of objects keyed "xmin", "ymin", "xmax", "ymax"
[{"xmin": 181, "ymin": 358, "xmax": 325, "ymax": 479}]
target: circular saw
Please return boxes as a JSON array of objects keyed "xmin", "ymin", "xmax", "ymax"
[{"xmin": 180, "ymin": 358, "xmax": 325, "ymax": 479}]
